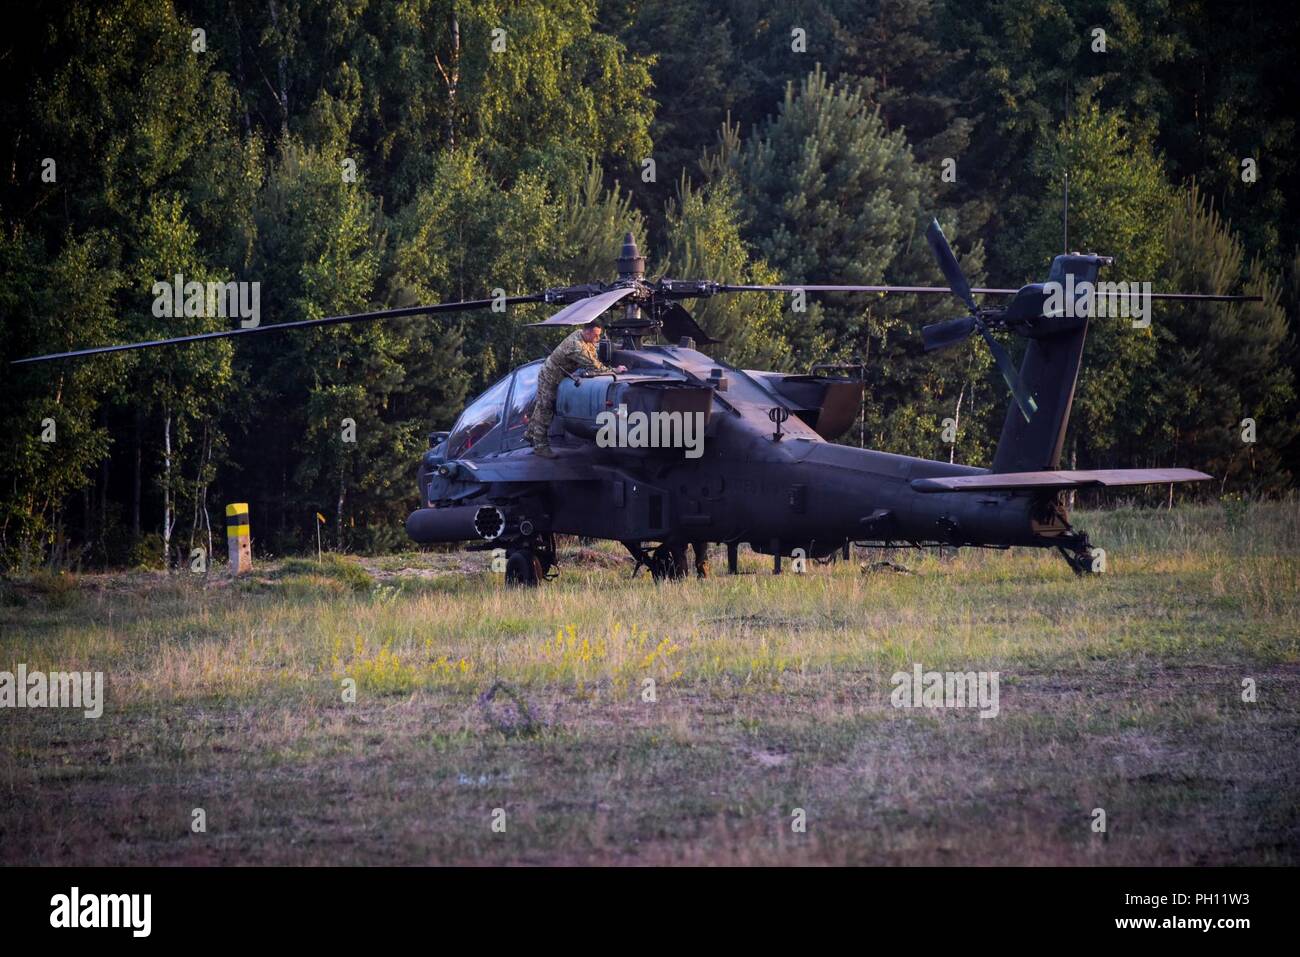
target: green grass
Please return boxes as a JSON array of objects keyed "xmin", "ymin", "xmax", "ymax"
[{"xmin": 1, "ymin": 500, "xmax": 1297, "ymax": 864}]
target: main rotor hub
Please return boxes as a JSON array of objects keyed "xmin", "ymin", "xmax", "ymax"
[{"xmin": 617, "ymin": 232, "xmax": 645, "ymax": 281}]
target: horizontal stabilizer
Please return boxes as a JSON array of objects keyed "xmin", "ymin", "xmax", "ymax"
[{"xmin": 911, "ymin": 468, "xmax": 1213, "ymax": 493}]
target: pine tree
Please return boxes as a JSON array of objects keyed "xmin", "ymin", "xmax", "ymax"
[{"xmin": 1143, "ymin": 183, "xmax": 1295, "ymax": 491}]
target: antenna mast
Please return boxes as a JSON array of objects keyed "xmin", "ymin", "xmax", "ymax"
[
  {"xmin": 1063, "ymin": 172, "xmax": 1069, "ymax": 253},
  {"xmin": 1062, "ymin": 80, "xmax": 1070, "ymax": 253}
]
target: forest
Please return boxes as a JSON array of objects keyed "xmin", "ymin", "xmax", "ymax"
[{"xmin": 2, "ymin": 0, "xmax": 1296, "ymax": 569}]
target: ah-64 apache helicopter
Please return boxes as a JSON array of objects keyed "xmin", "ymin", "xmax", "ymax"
[{"xmin": 16, "ymin": 220, "xmax": 1256, "ymax": 585}]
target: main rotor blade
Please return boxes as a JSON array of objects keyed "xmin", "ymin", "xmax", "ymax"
[
  {"xmin": 526, "ymin": 286, "xmax": 636, "ymax": 326},
  {"xmin": 978, "ymin": 322, "xmax": 1038, "ymax": 422},
  {"xmin": 11, "ymin": 294, "xmax": 545, "ymax": 365},
  {"xmin": 925, "ymin": 218, "xmax": 979, "ymax": 315},
  {"xmin": 714, "ymin": 284, "xmax": 1019, "ymax": 296},
  {"xmin": 1145, "ymin": 292, "xmax": 1262, "ymax": 302},
  {"xmin": 712, "ymin": 284, "xmax": 1259, "ymax": 302}
]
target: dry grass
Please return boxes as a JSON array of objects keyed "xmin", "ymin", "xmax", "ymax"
[{"xmin": 1, "ymin": 500, "xmax": 1297, "ymax": 864}]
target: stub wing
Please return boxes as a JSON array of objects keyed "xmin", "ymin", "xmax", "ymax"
[
  {"xmin": 910, "ymin": 468, "xmax": 1213, "ymax": 493},
  {"xmin": 444, "ymin": 452, "xmax": 598, "ymax": 484}
]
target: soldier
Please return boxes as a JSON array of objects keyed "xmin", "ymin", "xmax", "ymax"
[{"xmin": 527, "ymin": 321, "xmax": 627, "ymax": 457}]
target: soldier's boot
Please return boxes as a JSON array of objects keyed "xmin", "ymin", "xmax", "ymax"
[{"xmin": 532, "ymin": 444, "xmax": 556, "ymax": 458}]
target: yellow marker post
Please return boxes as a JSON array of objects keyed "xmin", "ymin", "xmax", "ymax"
[{"xmin": 225, "ymin": 503, "xmax": 252, "ymax": 574}]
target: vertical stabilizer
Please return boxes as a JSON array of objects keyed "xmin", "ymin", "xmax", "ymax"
[{"xmin": 991, "ymin": 254, "xmax": 1105, "ymax": 473}]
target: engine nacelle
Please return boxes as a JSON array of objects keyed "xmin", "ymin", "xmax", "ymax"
[{"xmin": 554, "ymin": 375, "xmax": 714, "ymax": 451}]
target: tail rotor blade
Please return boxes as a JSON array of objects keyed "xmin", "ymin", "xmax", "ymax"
[
  {"xmin": 925, "ymin": 219, "xmax": 978, "ymax": 315},
  {"xmin": 921, "ymin": 316, "xmax": 977, "ymax": 351},
  {"xmin": 978, "ymin": 322, "xmax": 1038, "ymax": 422}
]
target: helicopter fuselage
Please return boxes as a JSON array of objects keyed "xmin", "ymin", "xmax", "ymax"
[{"xmin": 410, "ymin": 342, "xmax": 1073, "ymax": 562}]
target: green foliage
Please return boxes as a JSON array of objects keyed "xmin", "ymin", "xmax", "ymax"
[
  {"xmin": 1004, "ymin": 102, "xmax": 1172, "ymax": 281},
  {"xmin": 727, "ymin": 66, "xmax": 928, "ymax": 293},
  {"xmin": 17, "ymin": 569, "xmax": 81, "ymax": 609},
  {"xmin": 662, "ymin": 176, "xmax": 798, "ymax": 370},
  {"xmin": 457, "ymin": 0, "xmax": 654, "ymax": 190},
  {"xmin": 246, "ymin": 139, "xmax": 451, "ymax": 552},
  {"xmin": 945, "ymin": 0, "xmax": 1300, "ymax": 276},
  {"xmin": 1140, "ymin": 183, "xmax": 1295, "ymax": 491},
  {"xmin": 549, "ymin": 161, "xmax": 646, "ymax": 286},
  {"xmin": 393, "ymin": 150, "xmax": 556, "ymax": 382},
  {"xmin": 0, "ymin": 232, "xmax": 125, "ymax": 569},
  {"xmin": 0, "ymin": 0, "xmax": 1295, "ymax": 568},
  {"xmin": 279, "ymin": 555, "xmax": 374, "ymax": 593},
  {"xmin": 713, "ymin": 66, "xmax": 998, "ymax": 459}
]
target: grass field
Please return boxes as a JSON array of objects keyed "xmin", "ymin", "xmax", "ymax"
[{"xmin": 1, "ymin": 500, "xmax": 1297, "ymax": 865}]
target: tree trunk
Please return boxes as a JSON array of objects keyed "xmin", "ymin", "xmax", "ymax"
[
  {"xmin": 228, "ymin": 3, "xmax": 253, "ymax": 136},
  {"xmin": 949, "ymin": 383, "xmax": 966, "ymax": 465},
  {"xmin": 268, "ymin": 1, "xmax": 290, "ymax": 134},
  {"xmin": 335, "ymin": 464, "xmax": 346, "ymax": 551},
  {"xmin": 190, "ymin": 420, "xmax": 208, "ymax": 561},
  {"xmin": 435, "ymin": 15, "xmax": 461, "ymax": 149},
  {"xmin": 81, "ymin": 484, "xmax": 91, "ymax": 560},
  {"xmin": 162, "ymin": 405, "xmax": 173, "ymax": 571},
  {"xmin": 132, "ymin": 411, "xmax": 142, "ymax": 543},
  {"xmin": 201, "ymin": 422, "xmax": 213, "ymax": 567},
  {"xmin": 99, "ymin": 453, "xmax": 109, "ymax": 559},
  {"xmin": 203, "ymin": 487, "xmax": 213, "ymax": 573}
]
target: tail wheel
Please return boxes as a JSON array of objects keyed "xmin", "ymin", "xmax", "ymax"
[
  {"xmin": 505, "ymin": 549, "xmax": 543, "ymax": 587},
  {"xmin": 1058, "ymin": 544, "xmax": 1106, "ymax": 576}
]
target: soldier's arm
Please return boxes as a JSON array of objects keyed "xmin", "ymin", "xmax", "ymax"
[{"xmin": 571, "ymin": 340, "xmax": 614, "ymax": 375}]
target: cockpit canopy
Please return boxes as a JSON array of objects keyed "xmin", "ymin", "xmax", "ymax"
[{"xmin": 443, "ymin": 361, "xmax": 542, "ymax": 458}]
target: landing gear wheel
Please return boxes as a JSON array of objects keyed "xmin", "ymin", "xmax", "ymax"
[
  {"xmin": 505, "ymin": 549, "xmax": 544, "ymax": 587},
  {"xmin": 1058, "ymin": 545, "xmax": 1106, "ymax": 576},
  {"xmin": 649, "ymin": 544, "xmax": 688, "ymax": 582}
]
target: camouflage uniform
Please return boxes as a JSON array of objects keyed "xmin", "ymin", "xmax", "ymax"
[{"xmin": 526, "ymin": 329, "xmax": 614, "ymax": 451}]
